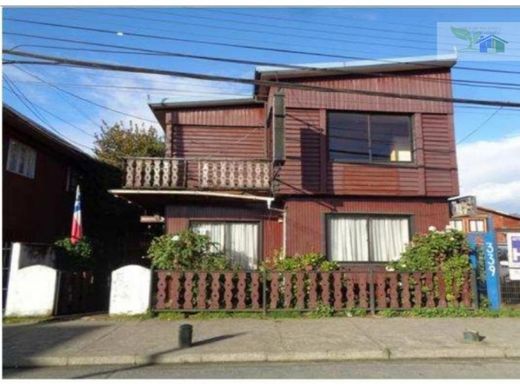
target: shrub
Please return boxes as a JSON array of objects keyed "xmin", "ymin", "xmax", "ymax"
[
  {"xmin": 54, "ymin": 237, "xmax": 94, "ymax": 270},
  {"xmin": 261, "ymin": 252, "xmax": 338, "ymax": 272},
  {"xmin": 147, "ymin": 229, "xmax": 235, "ymax": 271},
  {"xmin": 391, "ymin": 227, "xmax": 471, "ymax": 304},
  {"xmin": 310, "ymin": 303, "xmax": 335, "ymax": 318}
]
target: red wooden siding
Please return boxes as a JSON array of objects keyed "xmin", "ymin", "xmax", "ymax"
[
  {"xmin": 281, "ymin": 69, "xmax": 453, "ymax": 114},
  {"xmin": 169, "ymin": 105, "xmax": 264, "ymax": 127},
  {"xmin": 165, "ymin": 104, "xmax": 267, "ymax": 160},
  {"xmin": 165, "ymin": 201, "xmax": 282, "ymax": 259},
  {"xmin": 276, "ymin": 108, "xmax": 458, "ymax": 197},
  {"xmin": 155, "ymin": 68, "xmax": 458, "ymax": 197},
  {"xmin": 171, "ymin": 126, "xmax": 266, "ymax": 159},
  {"xmin": 283, "ymin": 197, "xmax": 450, "ymax": 256}
]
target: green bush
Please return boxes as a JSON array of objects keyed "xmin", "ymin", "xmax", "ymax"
[
  {"xmin": 390, "ymin": 227, "xmax": 471, "ymax": 304},
  {"xmin": 147, "ymin": 229, "xmax": 235, "ymax": 271},
  {"xmin": 54, "ymin": 237, "xmax": 94, "ymax": 270},
  {"xmin": 261, "ymin": 252, "xmax": 338, "ymax": 272}
]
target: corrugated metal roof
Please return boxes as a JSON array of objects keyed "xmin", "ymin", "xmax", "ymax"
[
  {"xmin": 255, "ymin": 54, "xmax": 458, "ymax": 79},
  {"xmin": 149, "ymin": 98, "xmax": 261, "ymax": 111}
]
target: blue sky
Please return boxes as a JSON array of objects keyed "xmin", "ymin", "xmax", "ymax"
[{"xmin": 3, "ymin": 7, "xmax": 520, "ymax": 212}]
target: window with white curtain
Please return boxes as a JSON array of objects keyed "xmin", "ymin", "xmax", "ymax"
[
  {"xmin": 191, "ymin": 221, "xmax": 259, "ymax": 270},
  {"xmin": 469, "ymin": 219, "xmax": 486, "ymax": 232},
  {"xmin": 328, "ymin": 215, "xmax": 410, "ymax": 262},
  {"xmin": 6, "ymin": 139, "xmax": 37, "ymax": 179}
]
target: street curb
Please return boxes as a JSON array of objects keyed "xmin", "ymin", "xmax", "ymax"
[{"xmin": 4, "ymin": 347, "xmax": 519, "ymax": 368}]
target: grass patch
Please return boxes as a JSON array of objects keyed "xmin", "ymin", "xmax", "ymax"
[
  {"xmin": 3, "ymin": 316, "xmax": 52, "ymax": 325},
  {"xmin": 375, "ymin": 308, "xmax": 520, "ymax": 318}
]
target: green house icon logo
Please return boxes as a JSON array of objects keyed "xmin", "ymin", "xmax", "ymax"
[{"xmin": 451, "ymin": 27, "xmax": 508, "ymax": 53}]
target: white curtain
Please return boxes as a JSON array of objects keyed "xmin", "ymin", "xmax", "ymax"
[
  {"xmin": 328, "ymin": 217, "xmax": 368, "ymax": 262},
  {"xmin": 191, "ymin": 223, "xmax": 226, "ymax": 253},
  {"xmin": 191, "ymin": 222, "xmax": 258, "ymax": 270},
  {"xmin": 228, "ymin": 223, "xmax": 258, "ymax": 270},
  {"xmin": 370, "ymin": 218, "xmax": 409, "ymax": 262}
]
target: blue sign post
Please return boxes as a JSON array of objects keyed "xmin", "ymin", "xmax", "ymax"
[{"xmin": 467, "ymin": 217, "xmax": 501, "ymax": 310}]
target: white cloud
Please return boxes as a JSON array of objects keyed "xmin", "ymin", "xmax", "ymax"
[{"xmin": 457, "ymin": 133, "xmax": 520, "ymax": 214}]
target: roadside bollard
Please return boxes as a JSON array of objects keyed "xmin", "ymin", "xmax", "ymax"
[{"xmin": 179, "ymin": 324, "xmax": 193, "ymax": 348}]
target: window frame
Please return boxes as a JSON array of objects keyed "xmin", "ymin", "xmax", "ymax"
[
  {"xmin": 325, "ymin": 213, "xmax": 413, "ymax": 264},
  {"xmin": 469, "ymin": 219, "xmax": 487, "ymax": 233},
  {"xmin": 188, "ymin": 219, "xmax": 263, "ymax": 267},
  {"xmin": 6, "ymin": 139, "xmax": 37, "ymax": 179},
  {"xmin": 327, "ymin": 111, "xmax": 415, "ymax": 165}
]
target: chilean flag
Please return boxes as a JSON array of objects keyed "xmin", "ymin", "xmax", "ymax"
[{"xmin": 70, "ymin": 185, "xmax": 83, "ymax": 245}]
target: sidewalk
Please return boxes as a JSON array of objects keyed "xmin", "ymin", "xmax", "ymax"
[{"xmin": 3, "ymin": 316, "xmax": 520, "ymax": 367}]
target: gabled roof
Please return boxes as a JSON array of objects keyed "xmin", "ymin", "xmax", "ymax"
[
  {"xmin": 476, "ymin": 34, "xmax": 508, "ymax": 44},
  {"xmin": 3, "ymin": 104, "xmax": 94, "ymax": 162}
]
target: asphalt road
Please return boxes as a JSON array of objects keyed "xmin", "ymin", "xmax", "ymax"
[{"xmin": 3, "ymin": 359, "xmax": 520, "ymax": 379}]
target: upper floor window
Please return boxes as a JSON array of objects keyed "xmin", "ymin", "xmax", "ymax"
[
  {"xmin": 449, "ymin": 219, "xmax": 464, "ymax": 232},
  {"xmin": 469, "ymin": 219, "xmax": 486, "ymax": 232},
  {"xmin": 328, "ymin": 112, "xmax": 413, "ymax": 163},
  {"xmin": 6, "ymin": 139, "xmax": 37, "ymax": 179}
]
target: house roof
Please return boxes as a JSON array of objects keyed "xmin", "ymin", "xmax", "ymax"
[
  {"xmin": 148, "ymin": 54, "xmax": 458, "ymax": 122},
  {"xmin": 476, "ymin": 34, "xmax": 508, "ymax": 44},
  {"xmin": 3, "ymin": 104, "xmax": 94, "ymax": 163},
  {"xmin": 254, "ymin": 53, "xmax": 458, "ymax": 98},
  {"xmin": 148, "ymin": 98, "xmax": 262, "ymax": 111},
  {"xmin": 477, "ymin": 206, "xmax": 520, "ymax": 221}
]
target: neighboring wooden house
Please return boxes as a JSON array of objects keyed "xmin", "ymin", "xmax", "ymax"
[
  {"xmin": 3, "ymin": 104, "xmax": 90, "ymax": 244},
  {"xmin": 450, "ymin": 202, "xmax": 520, "ymax": 263},
  {"xmin": 111, "ymin": 54, "xmax": 460, "ymax": 269}
]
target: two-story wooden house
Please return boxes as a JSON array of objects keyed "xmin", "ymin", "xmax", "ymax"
[{"xmin": 111, "ymin": 54, "xmax": 459, "ymax": 269}]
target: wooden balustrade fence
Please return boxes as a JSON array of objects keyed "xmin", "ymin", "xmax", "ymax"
[{"xmin": 154, "ymin": 270, "xmax": 475, "ymax": 312}]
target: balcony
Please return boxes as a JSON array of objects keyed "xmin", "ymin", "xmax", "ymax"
[{"xmin": 123, "ymin": 157, "xmax": 272, "ymax": 191}]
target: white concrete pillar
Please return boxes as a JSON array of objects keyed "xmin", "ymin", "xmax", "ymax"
[
  {"xmin": 5, "ymin": 243, "xmax": 58, "ymax": 317},
  {"xmin": 109, "ymin": 265, "xmax": 151, "ymax": 315}
]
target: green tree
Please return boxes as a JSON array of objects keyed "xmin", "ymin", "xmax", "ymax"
[{"xmin": 94, "ymin": 120, "xmax": 165, "ymax": 169}]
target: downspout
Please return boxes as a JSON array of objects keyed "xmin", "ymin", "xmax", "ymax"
[{"xmin": 267, "ymin": 204, "xmax": 286, "ymax": 258}]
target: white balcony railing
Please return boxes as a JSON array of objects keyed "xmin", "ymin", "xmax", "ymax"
[{"xmin": 123, "ymin": 157, "xmax": 271, "ymax": 191}]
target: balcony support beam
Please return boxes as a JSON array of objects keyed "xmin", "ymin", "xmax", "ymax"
[{"xmin": 109, "ymin": 189, "xmax": 275, "ymax": 209}]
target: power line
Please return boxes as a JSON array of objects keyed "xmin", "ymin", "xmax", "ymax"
[
  {"xmin": 10, "ymin": 64, "xmax": 159, "ymax": 124},
  {"xmin": 5, "ymin": 17, "xmax": 520, "ymax": 76},
  {"xmin": 457, "ymin": 107, "xmax": 504, "ymax": 144},
  {"xmin": 8, "ymin": 79, "xmax": 252, "ymax": 97},
  {"xmin": 5, "ymin": 49, "xmax": 520, "ymax": 109},
  {"xmin": 3, "ymin": 75, "xmax": 94, "ymax": 151},
  {"xmin": 6, "ymin": 37, "xmax": 520, "ymax": 92},
  {"xmin": 202, "ymin": 8, "xmax": 520, "ymax": 42},
  {"xmin": 71, "ymin": 8, "xmax": 520, "ymax": 55}
]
